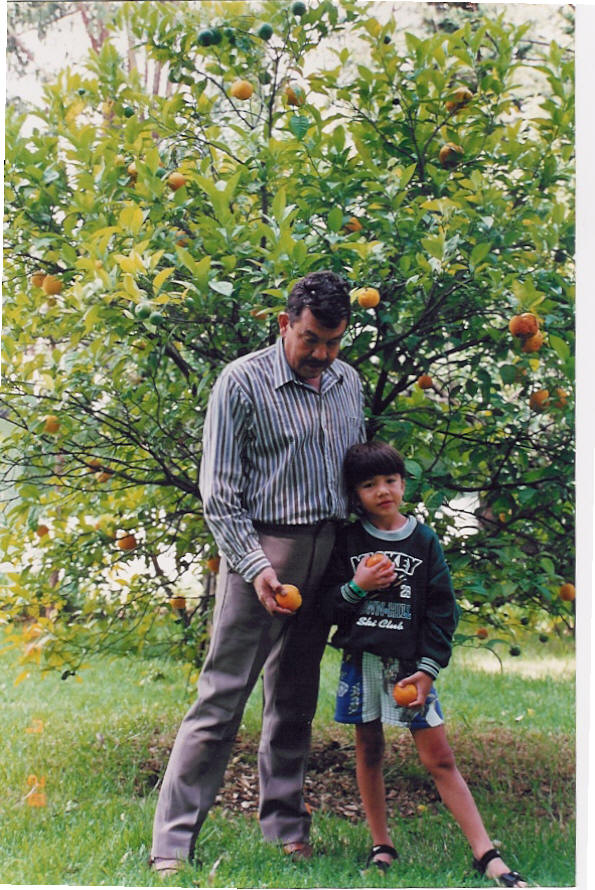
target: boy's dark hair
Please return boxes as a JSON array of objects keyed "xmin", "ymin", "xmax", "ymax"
[
  {"xmin": 287, "ymin": 270, "xmax": 351, "ymax": 328},
  {"xmin": 343, "ymin": 440, "xmax": 406, "ymax": 494}
]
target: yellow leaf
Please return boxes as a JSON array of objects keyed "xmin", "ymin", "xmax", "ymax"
[
  {"xmin": 153, "ymin": 267, "xmax": 175, "ymax": 294},
  {"xmin": 118, "ymin": 204, "xmax": 144, "ymax": 234},
  {"xmin": 14, "ymin": 670, "xmax": 30, "ymax": 686},
  {"xmin": 123, "ymin": 274, "xmax": 142, "ymax": 299},
  {"xmin": 148, "ymin": 249, "xmax": 165, "ymax": 271}
]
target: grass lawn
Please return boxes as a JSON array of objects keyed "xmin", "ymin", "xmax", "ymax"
[{"xmin": 0, "ymin": 631, "xmax": 575, "ymax": 887}]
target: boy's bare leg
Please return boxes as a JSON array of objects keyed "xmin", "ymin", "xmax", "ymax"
[
  {"xmin": 412, "ymin": 725, "xmax": 527, "ymax": 886},
  {"xmin": 355, "ymin": 720, "xmax": 395, "ymax": 867}
]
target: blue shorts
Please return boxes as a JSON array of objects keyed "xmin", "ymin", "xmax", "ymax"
[{"xmin": 335, "ymin": 650, "xmax": 445, "ymax": 730}]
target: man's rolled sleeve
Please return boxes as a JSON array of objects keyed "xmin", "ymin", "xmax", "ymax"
[{"xmin": 236, "ymin": 549, "xmax": 272, "ymax": 583}]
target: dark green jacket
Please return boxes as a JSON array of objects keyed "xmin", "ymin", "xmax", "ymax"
[{"xmin": 321, "ymin": 517, "xmax": 460, "ymax": 678}]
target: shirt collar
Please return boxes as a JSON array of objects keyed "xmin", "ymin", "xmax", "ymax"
[{"xmin": 273, "ymin": 337, "xmax": 344, "ymax": 392}]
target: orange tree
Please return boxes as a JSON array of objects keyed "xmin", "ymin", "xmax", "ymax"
[{"xmin": 1, "ymin": 0, "xmax": 574, "ymax": 679}]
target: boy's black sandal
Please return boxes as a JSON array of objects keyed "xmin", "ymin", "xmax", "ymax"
[
  {"xmin": 473, "ymin": 848, "xmax": 526, "ymax": 887},
  {"xmin": 366, "ymin": 844, "xmax": 398, "ymax": 872}
]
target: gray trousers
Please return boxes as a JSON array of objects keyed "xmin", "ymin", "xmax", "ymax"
[{"xmin": 151, "ymin": 521, "xmax": 337, "ymax": 861}]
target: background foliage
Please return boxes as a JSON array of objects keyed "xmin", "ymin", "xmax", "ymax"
[{"xmin": 1, "ymin": 0, "xmax": 575, "ymax": 680}]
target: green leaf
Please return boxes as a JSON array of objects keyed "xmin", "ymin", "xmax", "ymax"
[
  {"xmin": 405, "ymin": 459, "xmax": 422, "ymax": 479},
  {"xmin": 209, "ymin": 280, "xmax": 233, "ymax": 297},
  {"xmin": 288, "ymin": 114, "xmax": 311, "ymax": 141},
  {"xmin": 470, "ymin": 242, "xmax": 492, "ymax": 266},
  {"xmin": 421, "ymin": 234, "xmax": 445, "ymax": 260},
  {"xmin": 549, "ymin": 334, "xmax": 570, "ymax": 361},
  {"xmin": 327, "ymin": 207, "xmax": 344, "ymax": 233}
]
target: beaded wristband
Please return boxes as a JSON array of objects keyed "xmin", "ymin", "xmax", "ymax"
[{"xmin": 347, "ymin": 579, "xmax": 368, "ymax": 598}]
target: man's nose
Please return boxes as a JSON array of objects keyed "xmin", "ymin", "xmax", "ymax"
[{"xmin": 312, "ymin": 343, "xmax": 328, "ymax": 360}]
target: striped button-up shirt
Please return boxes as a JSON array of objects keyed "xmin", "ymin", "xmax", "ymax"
[{"xmin": 199, "ymin": 337, "xmax": 366, "ymax": 581}]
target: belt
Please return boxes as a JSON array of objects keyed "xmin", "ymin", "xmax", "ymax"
[{"xmin": 253, "ymin": 519, "xmax": 339, "ymax": 534}]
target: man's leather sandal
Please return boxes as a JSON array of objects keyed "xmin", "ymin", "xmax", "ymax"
[{"xmin": 282, "ymin": 841, "xmax": 313, "ymax": 860}]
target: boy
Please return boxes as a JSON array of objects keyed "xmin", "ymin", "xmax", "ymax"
[{"xmin": 322, "ymin": 441, "xmax": 527, "ymax": 887}]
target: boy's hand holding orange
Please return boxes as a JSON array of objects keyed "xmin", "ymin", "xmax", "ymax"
[
  {"xmin": 393, "ymin": 671, "xmax": 433, "ymax": 708},
  {"xmin": 354, "ymin": 552, "xmax": 396, "ymax": 591}
]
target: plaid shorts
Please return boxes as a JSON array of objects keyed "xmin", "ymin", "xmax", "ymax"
[{"xmin": 334, "ymin": 650, "xmax": 444, "ymax": 729}]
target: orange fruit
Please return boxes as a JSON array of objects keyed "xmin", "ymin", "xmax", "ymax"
[
  {"xmin": 445, "ymin": 85, "xmax": 473, "ymax": 112},
  {"xmin": 43, "ymin": 415, "xmax": 60, "ymax": 434},
  {"xmin": 365, "ymin": 552, "xmax": 388, "ymax": 568},
  {"xmin": 393, "ymin": 683, "xmax": 417, "ymax": 706},
  {"xmin": 230, "ymin": 79, "xmax": 254, "ymax": 100},
  {"xmin": 206, "ymin": 556, "xmax": 221, "ymax": 573},
  {"xmin": 35, "ymin": 524, "xmax": 49, "ymax": 538},
  {"xmin": 417, "ymin": 374, "xmax": 433, "ymax": 390},
  {"xmin": 522, "ymin": 331, "xmax": 545, "ymax": 353},
  {"xmin": 344, "ymin": 216, "xmax": 363, "ymax": 233},
  {"xmin": 284, "ymin": 83, "xmax": 305, "ymax": 106},
  {"xmin": 168, "ymin": 171, "xmax": 186, "ymax": 191},
  {"xmin": 476, "ymin": 627, "xmax": 488, "ymax": 639},
  {"xmin": 354, "ymin": 286, "xmax": 380, "ymax": 308},
  {"xmin": 117, "ymin": 533, "xmax": 137, "ymax": 551},
  {"xmin": 42, "ymin": 275, "xmax": 62, "ymax": 296},
  {"xmin": 31, "ymin": 271, "xmax": 46, "ymax": 288},
  {"xmin": 438, "ymin": 142, "xmax": 463, "ymax": 167},
  {"xmin": 508, "ymin": 313, "xmax": 538, "ymax": 337},
  {"xmin": 558, "ymin": 582, "xmax": 575, "ymax": 602},
  {"xmin": 529, "ymin": 389, "xmax": 550, "ymax": 412},
  {"xmin": 553, "ymin": 387, "xmax": 568, "ymax": 408},
  {"xmin": 275, "ymin": 584, "xmax": 302, "ymax": 611},
  {"xmin": 170, "ymin": 596, "xmax": 187, "ymax": 610}
]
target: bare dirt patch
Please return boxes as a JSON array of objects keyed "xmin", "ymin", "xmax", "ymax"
[{"xmin": 136, "ymin": 727, "xmax": 574, "ymax": 824}]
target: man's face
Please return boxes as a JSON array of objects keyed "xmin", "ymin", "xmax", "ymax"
[{"xmin": 279, "ymin": 308, "xmax": 347, "ymax": 380}]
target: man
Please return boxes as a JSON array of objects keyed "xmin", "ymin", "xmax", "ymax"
[{"xmin": 151, "ymin": 270, "xmax": 366, "ymax": 874}]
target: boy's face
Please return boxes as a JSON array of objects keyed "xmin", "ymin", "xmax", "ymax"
[{"xmin": 355, "ymin": 473, "xmax": 406, "ymax": 525}]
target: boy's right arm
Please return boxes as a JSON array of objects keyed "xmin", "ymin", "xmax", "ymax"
[{"xmin": 320, "ymin": 548, "xmax": 396, "ymax": 623}]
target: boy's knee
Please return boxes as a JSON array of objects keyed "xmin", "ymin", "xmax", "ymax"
[
  {"xmin": 357, "ymin": 722, "xmax": 385, "ymax": 767},
  {"xmin": 419, "ymin": 741, "xmax": 456, "ymax": 774}
]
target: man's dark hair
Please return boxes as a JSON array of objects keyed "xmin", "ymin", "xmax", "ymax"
[
  {"xmin": 287, "ymin": 270, "xmax": 351, "ymax": 328},
  {"xmin": 343, "ymin": 440, "xmax": 406, "ymax": 494}
]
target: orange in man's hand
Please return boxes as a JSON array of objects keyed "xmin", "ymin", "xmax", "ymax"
[
  {"xmin": 393, "ymin": 683, "xmax": 417, "ymax": 706},
  {"xmin": 366, "ymin": 552, "xmax": 388, "ymax": 568},
  {"xmin": 275, "ymin": 584, "xmax": 302, "ymax": 611}
]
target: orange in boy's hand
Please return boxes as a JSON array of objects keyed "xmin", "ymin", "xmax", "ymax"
[
  {"xmin": 275, "ymin": 584, "xmax": 302, "ymax": 611},
  {"xmin": 393, "ymin": 683, "xmax": 417, "ymax": 706},
  {"xmin": 365, "ymin": 552, "xmax": 388, "ymax": 568}
]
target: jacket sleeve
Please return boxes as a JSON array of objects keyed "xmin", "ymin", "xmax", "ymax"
[
  {"xmin": 417, "ymin": 532, "xmax": 460, "ymax": 678},
  {"xmin": 199, "ymin": 369, "xmax": 270, "ymax": 582},
  {"xmin": 319, "ymin": 529, "xmax": 360, "ymax": 626}
]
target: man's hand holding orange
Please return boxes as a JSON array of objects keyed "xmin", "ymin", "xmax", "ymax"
[{"xmin": 253, "ymin": 568, "xmax": 299, "ymax": 616}]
